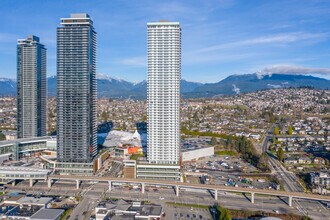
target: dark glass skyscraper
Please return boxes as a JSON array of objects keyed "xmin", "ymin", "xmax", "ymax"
[
  {"xmin": 17, "ymin": 35, "xmax": 46, "ymax": 139},
  {"xmin": 56, "ymin": 13, "xmax": 97, "ymax": 167}
]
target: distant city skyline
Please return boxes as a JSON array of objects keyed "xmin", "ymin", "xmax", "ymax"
[{"xmin": 1, "ymin": 0, "xmax": 330, "ymax": 82}]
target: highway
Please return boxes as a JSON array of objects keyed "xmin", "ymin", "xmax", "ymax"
[
  {"xmin": 268, "ymin": 154, "xmax": 304, "ymax": 192},
  {"xmin": 6, "ymin": 180, "xmax": 330, "ymax": 220},
  {"xmin": 260, "ymin": 124, "xmax": 323, "ymax": 217},
  {"xmin": 261, "ymin": 123, "xmax": 304, "ymax": 192}
]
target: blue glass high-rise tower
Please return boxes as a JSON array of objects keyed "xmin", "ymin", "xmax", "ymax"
[
  {"xmin": 17, "ymin": 35, "xmax": 46, "ymax": 139},
  {"xmin": 56, "ymin": 14, "xmax": 97, "ymax": 174}
]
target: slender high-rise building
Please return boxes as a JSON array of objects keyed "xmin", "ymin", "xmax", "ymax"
[
  {"xmin": 147, "ymin": 21, "xmax": 181, "ymax": 164},
  {"xmin": 137, "ymin": 21, "xmax": 181, "ymax": 181},
  {"xmin": 17, "ymin": 35, "xmax": 46, "ymax": 139},
  {"xmin": 56, "ymin": 13, "xmax": 97, "ymax": 174}
]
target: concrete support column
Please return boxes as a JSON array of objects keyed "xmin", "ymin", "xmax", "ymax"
[
  {"xmin": 108, "ymin": 181, "xmax": 112, "ymax": 191},
  {"xmin": 11, "ymin": 180, "xmax": 16, "ymax": 186},
  {"xmin": 251, "ymin": 192, "xmax": 255, "ymax": 204},
  {"xmin": 176, "ymin": 185, "xmax": 179, "ymax": 197},
  {"xmin": 141, "ymin": 183, "xmax": 145, "ymax": 194},
  {"xmin": 288, "ymin": 196, "xmax": 293, "ymax": 207},
  {"xmin": 214, "ymin": 190, "xmax": 218, "ymax": 200},
  {"xmin": 29, "ymin": 179, "xmax": 34, "ymax": 187},
  {"xmin": 76, "ymin": 180, "xmax": 80, "ymax": 190},
  {"xmin": 47, "ymin": 179, "xmax": 52, "ymax": 188}
]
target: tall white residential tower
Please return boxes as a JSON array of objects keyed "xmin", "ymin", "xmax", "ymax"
[{"xmin": 147, "ymin": 21, "xmax": 181, "ymax": 165}]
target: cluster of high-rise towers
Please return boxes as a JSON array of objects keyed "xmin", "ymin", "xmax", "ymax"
[{"xmin": 17, "ymin": 14, "xmax": 181, "ymax": 180}]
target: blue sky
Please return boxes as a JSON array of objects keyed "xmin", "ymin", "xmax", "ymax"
[{"xmin": 1, "ymin": 0, "xmax": 330, "ymax": 82}]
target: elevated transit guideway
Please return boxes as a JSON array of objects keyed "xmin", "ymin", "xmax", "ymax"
[{"xmin": 48, "ymin": 175, "xmax": 330, "ymax": 207}]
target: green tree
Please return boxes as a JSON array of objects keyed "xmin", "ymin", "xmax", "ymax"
[
  {"xmin": 277, "ymin": 147, "xmax": 284, "ymax": 162},
  {"xmin": 211, "ymin": 137, "xmax": 217, "ymax": 146},
  {"xmin": 122, "ymin": 123, "xmax": 127, "ymax": 131},
  {"xmin": 272, "ymin": 136, "xmax": 276, "ymax": 143},
  {"xmin": 217, "ymin": 206, "xmax": 231, "ymax": 220},
  {"xmin": 274, "ymin": 126, "xmax": 280, "ymax": 135},
  {"xmin": 258, "ymin": 152, "xmax": 269, "ymax": 170},
  {"xmin": 288, "ymin": 126, "xmax": 293, "ymax": 135},
  {"xmin": 101, "ymin": 111, "xmax": 109, "ymax": 122},
  {"xmin": 193, "ymin": 112, "xmax": 199, "ymax": 121},
  {"xmin": 0, "ymin": 132, "xmax": 5, "ymax": 141}
]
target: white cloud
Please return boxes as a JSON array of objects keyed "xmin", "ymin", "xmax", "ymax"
[
  {"xmin": 194, "ymin": 32, "xmax": 328, "ymax": 53},
  {"xmin": 232, "ymin": 84, "xmax": 240, "ymax": 94},
  {"xmin": 118, "ymin": 56, "xmax": 146, "ymax": 67},
  {"xmin": 256, "ymin": 65, "xmax": 330, "ymax": 79}
]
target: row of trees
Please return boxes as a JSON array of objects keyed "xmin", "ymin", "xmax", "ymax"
[
  {"xmin": 274, "ymin": 125, "xmax": 293, "ymax": 135},
  {"xmin": 232, "ymin": 136, "xmax": 269, "ymax": 172}
]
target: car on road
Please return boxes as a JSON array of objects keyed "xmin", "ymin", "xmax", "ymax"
[{"xmin": 159, "ymin": 197, "xmax": 164, "ymax": 200}]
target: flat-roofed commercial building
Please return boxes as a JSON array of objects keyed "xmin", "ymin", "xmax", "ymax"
[
  {"xmin": 0, "ymin": 136, "xmax": 56, "ymax": 162},
  {"xmin": 181, "ymin": 146, "xmax": 214, "ymax": 162},
  {"xmin": 136, "ymin": 163, "xmax": 181, "ymax": 181}
]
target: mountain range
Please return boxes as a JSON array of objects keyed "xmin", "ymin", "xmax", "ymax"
[{"xmin": 0, "ymin": 73, "xmax": 329, "ymax": 98}]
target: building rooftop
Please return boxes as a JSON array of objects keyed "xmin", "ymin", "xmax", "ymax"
[
  {"xmin": 70, "ymin": 13, "xmax": 90, "ymax": 18},
  {"xmin": 128, "ymin": 204, "xmax": 162, "ymax": 216},
  {"xmin": 111, "ymin": 215, "xmax": 135, "ymax": 220},
  {"xmin": 147, "ymin": 21, "xmax": 180, "ymax": 25},
  {"xmin": 103, "ymin": 130, "xmax": 146, "ymax": 148},
  {"xmin": 0, "ymin": 166, "xmax": 51, "ymax": 175},
  {"xmin": 17, "ymin": 35, "xmax": 41, "ymax": 44},
  {"xmin": 31, "ymin": 208, "xmax": 65, "ymax": 220},
  {"xmin": 17, "ymin": 196, "xmax": 53, "ymax": 206},
  {"xmin": 7, "ymin": 204, "xmax": 42, "ymax": 217},
  {"xmin": 0, "ymin": 136, "xmax": 55, "ymax": 147},
  {"xmin": 60, "ymin": 13, "xmax": 93, "ymax": 26}
]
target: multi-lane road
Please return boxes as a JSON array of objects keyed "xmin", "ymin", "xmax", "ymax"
[
  {"xmin": 260, "ymin": 123, "xmax": 326, "ymax": 217},
  {"xmin": 261, "ymin": 123, "xmax": 304, "ymax": 192}
]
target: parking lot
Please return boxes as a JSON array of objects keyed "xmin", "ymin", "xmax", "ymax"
[{"xmin": 184, "ymin": 153, "xmax": 275, "ymax": 190}]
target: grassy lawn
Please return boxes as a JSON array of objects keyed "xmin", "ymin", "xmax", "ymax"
[
  {"xmin": 60, "ymin": 209, "xmax": 72, "ymax": 220},
  {"xmin": 130, "ymin": 153, "xmax": 144, "ymax": 160},
  {"xmin": 215, "ymin": 150, "xmax": 237, "ymax": 156},
  {"xmin": 166, "ymin": 202, "xmax": 209, "ymax": 209}
]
